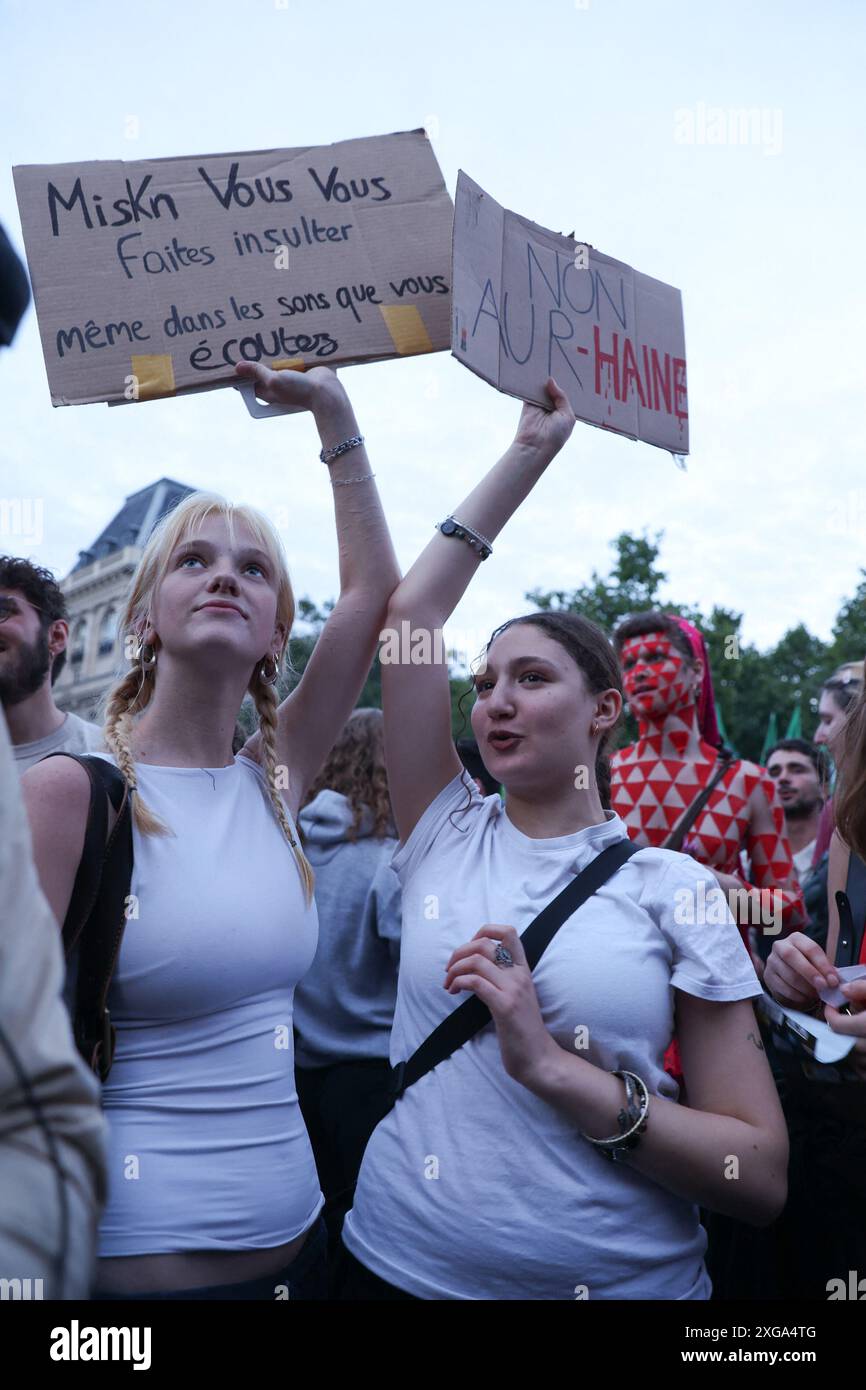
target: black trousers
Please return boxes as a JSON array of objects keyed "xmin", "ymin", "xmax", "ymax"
[
  {"xmin": 332, "ymin": 1237, "xmax": 420, "ymax": 1301},
  {"xmin": 295, "ymin": 1057, "xmax": 394, "ymax": 1262},
  {"xmin": 91, "ymin": 1216, "xmax": 329, "ymax": 1301},
  {"xmin": 705, "ymin": 1061, "xmax": 866, "ymax": 1300}
]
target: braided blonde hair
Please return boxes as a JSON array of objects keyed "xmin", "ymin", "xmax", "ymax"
[{"xmin": 98, "ymin": 491, "xmax": 315, "ymax": 905}]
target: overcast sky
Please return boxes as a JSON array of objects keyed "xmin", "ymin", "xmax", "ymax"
[{"xmin": 2, "ymin": 0, "xmax": 864, "ymax": 666}]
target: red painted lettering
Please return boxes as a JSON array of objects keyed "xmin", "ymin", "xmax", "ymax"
[
  {"xmin": 673, "ymin": 357, "xmax": 688, "ymax": 420},
  {"xmin": 593, "ymin": 325, "xmax": 621, "ymax": 400},
  {"xmin": 651, "ymin": 349, "xmax": 672, "ymax": 413},
  {"xmin": 622, "ymin": 337, "xmax": 647, "ymax": 407}
]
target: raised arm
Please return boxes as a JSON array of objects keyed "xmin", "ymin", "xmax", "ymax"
[
  {"xmin": 382, "ymin": 378, "xmax": 576, "ymax": 842},
  {"xmin": 235, "ymin": 364, "xmax": 400, "ymax": 813}
]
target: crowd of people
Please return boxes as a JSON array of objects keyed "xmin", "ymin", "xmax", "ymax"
[{"xmin": 2, "ymin": 359, "xmax": 866, "ymax": 1302}]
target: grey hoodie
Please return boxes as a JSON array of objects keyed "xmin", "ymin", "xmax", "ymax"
[{"xmin": 294, "ymin": 789, "xmax": 402, "ymax": 1068}]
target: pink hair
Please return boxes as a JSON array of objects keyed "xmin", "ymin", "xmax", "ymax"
[{"xmin": 667, "ymin": 615, "xmax": 721, "ymax": 747}]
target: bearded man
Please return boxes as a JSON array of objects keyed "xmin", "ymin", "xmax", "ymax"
[{"xmin": 0, "ymin": 557, "xmax": 103, "ymax": 773}]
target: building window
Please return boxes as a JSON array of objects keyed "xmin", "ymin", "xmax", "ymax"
[
  {"xmin": 98, "ymin": 607, "xmax": 117, "ymax": 656},
  {"xmin": 70, "ymin": 618, "xmax": 88, "ymax": 673}
]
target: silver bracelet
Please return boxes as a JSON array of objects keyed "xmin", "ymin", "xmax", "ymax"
[
  {"xmin": 331, "ymin": 472, "xmax": 376, "ymax": 487},
  {"xmin": 451, "ymin": 515, "xmax": 493, "ymax": 549},
  {"xmin": 435, "ymin": 515, "xmax": 493, "ymax": 561},
  {"xmin": 320, "ymin": 434, "xmax": 365, "ymax": 464},
  {"xmin": 580, "ymin": 1070, "xmax": 649, "ymax": 1163}
]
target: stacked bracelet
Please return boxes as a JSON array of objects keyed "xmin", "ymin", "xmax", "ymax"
[
  {"xmin": 580, "ymin": 1069, "xmax": 649, "ymax": 1163},
  {"xmin": 320, "ymin": 434, "xmax": 365, "ymax": 464},
  {"xmin": 435, "ymin": 515, "xmax": 493, "ymax": 561}
]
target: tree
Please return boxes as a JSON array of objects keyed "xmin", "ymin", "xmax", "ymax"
[
  {"xmin": 527, "ymin": 533, "xmax": 840, "ymax": 763},
  {"xmin": 767, "ymin": 623, "xmax": 830, "ymax": 735},
  {"xmin": 527, "ymin": 531, "xmax": 669, "ymax": 631},
  {"xmin": 829, "ymin": 571, "xmax": 866, "ymax": 670},
  {"xmin": 242, "ymin": 537, "xmax": 863, "ymax": 764}
]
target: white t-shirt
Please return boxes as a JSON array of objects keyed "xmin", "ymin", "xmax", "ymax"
[
  {"xmin": 13, "ymin": 711, "xmax": 105, "ymax": 774},
  {"xmin": 342, "ymin": 772, "xmax": 762, "ymax": 1300},
  {"xmin": 90, "ymin": 753, "xmax": 322, "ymax": 1257},
  {"xmin": 792, "ymin": 839, "xmax": 817, "ymax": 885}
]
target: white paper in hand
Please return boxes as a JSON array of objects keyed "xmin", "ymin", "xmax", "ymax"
[
  {"xmin": 818, "ymin": 964, "xmax": 866, "ymax": 1008},
  {"xmin": 758, "ymin": 991, "xmax": 856, "ymax": 1064}
]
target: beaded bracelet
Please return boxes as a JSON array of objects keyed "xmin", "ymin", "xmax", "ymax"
[{"xmin": 435, "ymin": 515, "xmax": 493, "ymax": 561}]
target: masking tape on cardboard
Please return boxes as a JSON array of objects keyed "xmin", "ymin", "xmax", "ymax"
[
  {"xmin": 379, "ymin": 305, "xmax": 434, "ymax": 356},
  {"xmin": 270, "ymin": 358, "xmax": 306, "ymax": 371},
  {"xmin": 131, "ymin": 354, "xmax": 176, "ymax": 401}
]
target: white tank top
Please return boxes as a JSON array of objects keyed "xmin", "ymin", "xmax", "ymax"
[{"xmin": 92, "ymin": 753, "xmax": 322, "ymax": 1256}]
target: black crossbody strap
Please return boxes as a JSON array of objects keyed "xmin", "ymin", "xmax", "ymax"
[
  {"xmin": 40, "ymin": 752, "xmax": 133, "ymax": 1080},
  {"xmin": 835, "ymin": 849, "xmax": 866, "ymax": 968},
  {"xmin": 74, "ymin": 758, "xmax": 134, "ymax": 1079},
  {"xmin": 391, "ymin": 838, "xmax": 638, "ymax": 1099},
  {"xmin": 38, "ymin": 752, "xmax": 112, "ymax": 958}
]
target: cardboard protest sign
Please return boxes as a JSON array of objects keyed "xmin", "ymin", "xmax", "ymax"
[
  {"xmin": 451, "ymin": 172, "xmax": 688, "ymax": 454},
  {"xmin": 13, "ymin": 129, "xmax": 453, "ymax": 407}
]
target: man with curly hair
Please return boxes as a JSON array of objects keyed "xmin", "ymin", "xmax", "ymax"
[{"xmin": 0, "ymin": 556, "xmax": 104, "ymax": 772}]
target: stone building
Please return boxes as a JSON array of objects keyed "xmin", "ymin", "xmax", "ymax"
[{"xmin": 54, "ymin": 478, "xmax": 195, "ymax": 719}]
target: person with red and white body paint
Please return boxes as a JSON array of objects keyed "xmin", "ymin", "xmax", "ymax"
[{"xmin": 611, "ymin": 613, "xmax": 806, "ymax": 959}]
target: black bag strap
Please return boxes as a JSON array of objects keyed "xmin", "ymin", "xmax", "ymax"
[
  {"xmin": 835, "ymin": 849, "xmax": 866, "ymax": 968},
  {"xmin": 38, "ymin": 753, "xmax": 122, "ymax": 954},
  {"xmin": 390, "ymin": 837, "xmax": 638, "ymax": 1100},
  {"xmin": 41, "ymin": 752, "xmax": 134, "ymax": 1080},
  {"xmin": 662, "ymin": 750, "xmax": 734, "ymax": 854}
]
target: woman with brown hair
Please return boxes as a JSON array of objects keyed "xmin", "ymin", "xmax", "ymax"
[
  {"xmin": 293, "ymin": 708, "xmax": 402, "ymax": 1250},
  {"xmin": 767, "ymin": 669, "xmax": 866, "ymax": 1024},
  {"xmin": 815, "ymin": 662, "xmax": 864, "ymax": 764},
  {"xmin": 335, "ymin": 378, "xmax": 788, "ymax": 1301},
  {"xmin": 810, "ymin": 661, "xmax": 864, "ymax": 866},
  {"xmin": 761, "ymin": 675, "xmax": 866, "ymax": 1298},
  {"xmin": 21, "ymin": 362, "xmax": 400, "ymax": 1300}
]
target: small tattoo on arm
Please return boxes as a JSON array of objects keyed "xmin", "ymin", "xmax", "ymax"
[{"xmin": 747, "ymin": 1031, "xmax": 765, "ymax": 1052}]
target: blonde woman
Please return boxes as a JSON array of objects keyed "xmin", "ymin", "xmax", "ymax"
[{"xmin": 21, "ymin": 364, "xmax": 399, "ymax": 1300}]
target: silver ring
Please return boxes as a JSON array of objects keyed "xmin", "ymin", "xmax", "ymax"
[{"xmin": 493, "ymin": 943, "xmax": 514, "ymax": 969}]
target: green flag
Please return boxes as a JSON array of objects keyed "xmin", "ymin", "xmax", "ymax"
[
  {"xmin": 785, "ymin": 703, "xmax": 802, "ymax": 739},
  {"xmin": 760, "ymin": 712, "xmax": 779, "ymax": 765}
]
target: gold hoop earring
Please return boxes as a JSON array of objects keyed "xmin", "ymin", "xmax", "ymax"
[
  {"xmin": 260, "ymin": 654, "xmax": 279, "ymax": 686},
  {"xmin": 592, "ymin": 720, "xmax": 599, "ymax": 737},
  {"xmin": 141, "ymin": 643, "xmax": 158, "ymax": 672}
]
